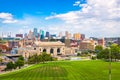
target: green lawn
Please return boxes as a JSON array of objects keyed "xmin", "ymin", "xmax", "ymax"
[{"xmin": 0, "ymin": 60, "xmax": 120, "ymax": 80}]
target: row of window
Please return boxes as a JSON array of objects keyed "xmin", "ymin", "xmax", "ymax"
[{"xmin": 34, "ymin": 48, "xmax": 61, "ymax": 54}]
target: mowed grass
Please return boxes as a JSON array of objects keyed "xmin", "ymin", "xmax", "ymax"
[{"xmin": 0, "ymin": 60, "xmax": 120, "ymax": 80}]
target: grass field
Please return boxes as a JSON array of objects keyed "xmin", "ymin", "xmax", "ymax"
[{"xmin": 0, "ymin": 60, "xmax": 120, "ymax": 80}]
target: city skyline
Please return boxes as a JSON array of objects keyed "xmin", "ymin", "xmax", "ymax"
[{"xmin": 0, "ymin": 0, "xmax": 120, "ymax": 38}]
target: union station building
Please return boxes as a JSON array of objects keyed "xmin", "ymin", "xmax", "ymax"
[{"xmin": 18, "ymin": 41, "xmax": 65, "ymax": 58}]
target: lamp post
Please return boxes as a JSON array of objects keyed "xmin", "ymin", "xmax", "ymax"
[{"xmin": 108, "ymin": 47, "xmax": 111, "ymax": 80}]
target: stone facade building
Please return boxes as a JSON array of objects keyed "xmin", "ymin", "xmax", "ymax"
[{"xmin": 18, "ymin": 41, "xmax": 65, "ymax": 58}]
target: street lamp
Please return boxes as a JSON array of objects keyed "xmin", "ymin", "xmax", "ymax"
[{"xmin": 108, "ymin": 47, "xmax": 111, "ymax": 80}]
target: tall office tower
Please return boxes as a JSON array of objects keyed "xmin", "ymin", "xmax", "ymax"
[
  {"xmin": 65, "ymin": 31, "xmax": 69, "ymax": 39},
  {"xmin": 40, "ymin": 30, "xmax": 44, "ymax": 40},
  {"xmin": 7, "ymin": 32, "xmax": 12, "ymax": 37},
  {"xmin": 24, "ymin": 33, "xmax": 27, "ymax": 38},
  {"xmin": 58, "ymin": 32, "xmax": 62, "ymax": 37},
  {"xmin": 38, "ymin": 34, "xmax": 40, "ymax": 41},
  {"xmin": 46, "ymin": 31, "xmax": 50, "ymax": 37},
  {"xmin": 65, "ymin": 31, "xmax": 71, "ymax": 39},
  {"xmin": 33, "ymin": 28, "xmax": 38, "ymax": 37},
  {"xmin": 68, "ymin": 33, "xmax": 71, "ymax": 39},
  {"xmin": 28, "ymin": 30, "xmax": 34, "ymax": 39},
  {"xmin": 73, "ymin": 33, "xmax": 81, "ymax": 40},
  {"xmin": 81, "ymin": 34, "xmax": 85, "ymax": 40}
]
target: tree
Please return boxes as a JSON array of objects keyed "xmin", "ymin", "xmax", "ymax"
[
  {"xmin": 28, "ymin": 56, "xmax": 35, "ymax": 64},
  {"xmin": 34, "ymin": 54, "xmax": 39, "ymax": 64},
  {"xmin": 18, "ymin": 55, "xmax": 24, "ymax": 61},
  {"xmin": 15, "ymin": 60, "xmax": 24, "ymax": 69},
  {"xmin": 77, "ymin": 53, "xmax": 81, "ymax": 56},
  {"xmin": 15, "ymin": 56, "xmax": 24, "ymax": 69},
  {"xmin": 95, "ymin": 45, "xmax": 103, "ymax": 53},
  {"xmin": 0, "ymin": 48, "xmax": 2, "ymax": 53},
  {"xmin": 97, "ymin": 43, "xmax": 120, "ymax": 61},
  {"xmin": 13, "ymin": 63, "xmax": 17, "ymax": 69},
  {"xmin": 41, "ymin": 52, "xmax": 52, "ymax": 63},
  {"xmin": 110, "ymin": 44, "xmax": 120, "ymax": 61},
  {"xmin": 0, "ymin": 58, "xmax": 3, "ymax": 64},
  {"xmin": 28, "ymin": 54, "xmax": 39, "ymax": 64},
  {"xmin": 28, "ymin": 52, "xmax": 53, "ymax": 64},
  {"xmin": 6, "ymin": 61, "xmax": 14, "ymax": 70}
]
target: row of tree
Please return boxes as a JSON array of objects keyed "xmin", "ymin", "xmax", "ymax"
[
  {"xmin": 5, "ymin": 56, "xmax": 24, "ymax": 71},
  {"xmin": 28, "ymin": 52, "xmax": 57, "ymax": 64},
  {"xmin": 5, "ymin": 52, "xmax": 56, "ymax": 71},
  {"xmin": 95, "ymin": 44, "xmax": 120, "ymax": 61}
]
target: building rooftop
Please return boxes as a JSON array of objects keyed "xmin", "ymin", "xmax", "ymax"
[{"xmin": 34, "ymin": 41, "xmax": 65, "ymax": 46}]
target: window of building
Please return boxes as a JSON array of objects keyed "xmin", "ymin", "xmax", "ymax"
[
  {"xmin": 43, "ymin": 49, "xmax": 46, "ymax": 52},
  {"xmin": 34, "ymin": 48, "xmax": 36, "ymax": 50}
]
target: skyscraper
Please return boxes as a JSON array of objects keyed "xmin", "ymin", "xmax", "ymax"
[
  {"xmin": 28, "ymin": 30, "xmax": 34, "ymax": 39},
  {"xmin": 65, "ymin": 31, "xmax": 69, "ymax": 39},
  {"xmin": 73, "ymin": 33, "xmax": 81, "ymax": 40},
  {"xmin": 65, "ymin": 31, "xmax": 71, "ymax": 39},
  {"xmin": 46, "ymin": 31, "xmax": 50, "ymax": 37},
  {"xmin": 58, "ymin": 32, "xmax": 62, "ymax": 37},
  {"xmin": 40, "ymin": 30, "xmax": 44, "ymax": 40},
  {"xmin": 33, "ymin": 28, "xmax": 38, "ymax": 37},
  {"xmin": 24, "ymin": 33, "xmax": 27, "ymax": 38},
  {"xmin": 81, "ymin": 34, "xmax": 85, "ymax": 40}
]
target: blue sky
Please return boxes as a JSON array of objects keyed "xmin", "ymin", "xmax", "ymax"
[
  {"xmin": 0, "ymin": 0, "xmax": 84, "ymax": 18},
  {"xmin": 0, "ymin": 0, "xmax": 120, "ymax": 38}
]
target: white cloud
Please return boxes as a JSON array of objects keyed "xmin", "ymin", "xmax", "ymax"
[
  {"xmin": 73, "ymin": 1, "xmax": 81, "ymax": 6},
  {"xmin": 0, "ymin": 12, "xmax": 18, "ymax": 23},
  {"xmin": 45, "ymin": 0, "xmax": 120, "ymax": 37},
  {"xmin": 2, "ymin": 19, "xmax": 17, "ymax": 23}
]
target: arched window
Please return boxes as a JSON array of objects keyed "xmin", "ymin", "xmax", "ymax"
[
  {"xmin": 50, "ymin": 48, "xmax": 54, "ymax": 54},
  {"xmin": 40, "ymin": 48, "xmax": 41, "ymax": 51},
  {"xmin": 43, "ymin": 49, "xmax": 46, "ymax": 52},
  {"xmin": 34, "ymin": 48, "xmax": 36, "ymax": 50},
  {"xmin": 57, "ymin": 48, "xmax": 60, "ymax": 54}
]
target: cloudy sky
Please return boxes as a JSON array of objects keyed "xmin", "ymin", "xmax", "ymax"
[{"xmin": 0, "ymin": 0, "xmax": 120, "ymax": 38}]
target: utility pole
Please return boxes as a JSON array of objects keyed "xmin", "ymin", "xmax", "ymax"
[{"xmin": 108, "ymin": 47, "xmax": 111, "ymax": 80}]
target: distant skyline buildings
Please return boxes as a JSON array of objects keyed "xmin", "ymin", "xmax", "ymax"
[
  {"xmin": 9, "ymin": 27, "xmax": 86, "ymax": 41},
  {"xmin": 1, "ymin": 27, "xmax": 120, "ymax": 42}
]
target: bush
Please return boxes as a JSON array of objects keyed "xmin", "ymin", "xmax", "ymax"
[
  {"xmin": 91, "ymin": 56, "xmax": 97, "ymax": 60},
  {"xmin": 15, "ymin": 60, "xmax": 24, "ymax": 69},
  {"xmin": 52, "ymin": 57, "xmax": 58, "ymax": 61},
  {"xmin": 28, "ymin": 52, "xmax": 57, "ymax": 64},
  {"xmin": 6, "ymin": 61, "xmax": 14, "ymax": 70},
  {"xmin": 77, "ymin": 53, "xmax": 81, "ymax": 56}
]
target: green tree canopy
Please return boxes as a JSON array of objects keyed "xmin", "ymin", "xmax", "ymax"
[
  {"xmin": 97, "ymin": 43, "xmax": 120, "ymax": 61},
  {"xmin": 28, "ymin": 52, "xmax": 53, "ymax": 64},
  {"xmin": 95, "ymin": 45, "xmax": 103, "ymax": 53},
  {"xmin": 6, "ymin": 61, "xmax": 14, "ymax": 70},
  {"xmin": 110, "ymin": 44, "xmax": 120, "ymax": 61},
  {"xmin": 15, "ymin": 60, "xmax": 24, "ymax": 69},
  {"xmin": 15, "ymin": 55, "xmax": 24, "ymax": 69}
]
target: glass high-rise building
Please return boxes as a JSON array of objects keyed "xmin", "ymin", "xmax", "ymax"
[
  {"xmin": 46, "ymin": 31, "xmax": 50, "ymax": 37},
  {"xmin": 40, "ymin": 30, "xmax": 44, "ymax": 40},
  {"xmin": 33, "ymin": 28, "xmax": 38, "ymax": 37}
]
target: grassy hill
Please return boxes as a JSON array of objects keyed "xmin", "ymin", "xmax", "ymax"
[{"xmin": 0, "ymin": 60, "xmax": 120, "ymax": 80}]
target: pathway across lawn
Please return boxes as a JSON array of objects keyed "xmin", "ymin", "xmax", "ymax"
[{"xmin": 0, "ymin": 60, "xmax": 120, "ymax": 80}]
